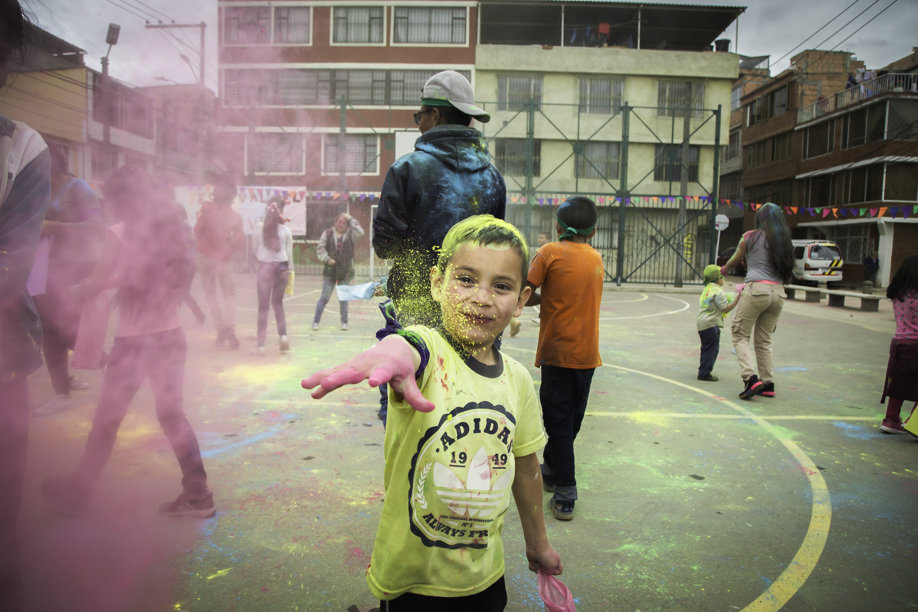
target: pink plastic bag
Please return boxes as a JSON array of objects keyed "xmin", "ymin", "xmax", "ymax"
[
  {"xmin": 538, "ymin": 571, "xmax": 576, "ymax": 612},
  {"xmin": 71, "ymin": 292, "xmax": 110, "ymax": 370}
]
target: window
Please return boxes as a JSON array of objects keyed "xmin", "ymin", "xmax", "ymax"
[
  {"xmin": 274, "ymin": 7, "xmax": 310, "ymax": 44},
  {"xmin": 730, "ymin": 84, "xmax": 742, "ymax": 111},
  {"xmin": 867, "ymin": 103, "xmax": 886, "ymax": 143},
  {"xmin": 804, "ymin": 122, "xmax": 833, "ymax": 158},
  {"xmin": 725, "ymin": 129, "xmax": 740, "ymax": 160},
  {"xmin": 324, "ymin": 134, "xmax": 378, "ymax": 174},
  {"xmin": 248, "ymin": 133, "xmax": 302, "ymax": 174},
  {"xmin": 654, "ymin": 144, "xmax": 699, "ymax": 182},
  {"xmin": 844, "ymin": 108, "xmax": 867, "ymax": 148},
  {"xmin": 746, "ymin": 85, "xmax": 789, "ymax": 126},
  {"xmin": 579, "ymin": 78, "xmax": 623, "ymax": 114},
  {"xmin": 829, "ymin": 225, "xmax": 868, "ymax": 264},
  {"xmin": 744, "ymin": 140, "xmax": 766, "ymax": 168},
  {"xmin": 888, "ymin": 99, "xmax": 918, "ymax": 140},
  {"xmin": 223, "ymin": 68, "xmax": 465, "ymax": 107},
  {"xmin": 494, "ymin": 138, "xmax": 540, "ymax": 176},
  {"xmin": 498, "ymin": 74, "xmax": 542, "ymax": 111},
  {"xmin": 224, "ymin": 7, "xmax": 270, "ymax": 45},
  {"xmin": 393, "ymin": 7, "xmax": 466, "ymax": 44},
  {"xmin": 771, "ymin": 132, "xmax": 791, "ymax": 162},
  {"xmin": 885, "ymin": 163, "xmax": 918, "ymax": 200},
  {"xmin": 807, "ymin": 176, "xmax": 832, "ymax": 206},
  {"xmin": 657, "ymin": 80, "xmax": 705, "ymax": 118},
  {"xmin": 576, "ymin": 141, "xmax": 619, "ymax": 180},
  {"xmin": 333, "ymin": 7, "xmax": 384, "ymax": 43},
  {"xmin": 720, "ymin": 172, "xmax": 742, "ymax": 200}
]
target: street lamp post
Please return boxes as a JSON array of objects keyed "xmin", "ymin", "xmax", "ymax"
[{"xmin": 101, "ymin": 23, "xmax": 120, "ymax": 176}]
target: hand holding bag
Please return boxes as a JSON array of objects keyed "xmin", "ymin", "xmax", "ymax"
[{"xmin": 538, "ymin": 570, "xmax": 576, "ymax": 612}]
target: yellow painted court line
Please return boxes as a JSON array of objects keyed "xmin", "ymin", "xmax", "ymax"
[
  {"xmin": 503, "ymin": 345, "xmax": 831, "ymax": 612},
  {"xmin": 587, "ymin": 411, "xmax": 877, "ymax": 421}
]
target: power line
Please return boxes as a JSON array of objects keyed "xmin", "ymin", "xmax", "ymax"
[
  {"xmin": 103, "ymin": 0, "xmax": 147, "ymax": 22},
  {"xmin": 772, "ymin": 0, "xmax": 862, "ymax": 66}
]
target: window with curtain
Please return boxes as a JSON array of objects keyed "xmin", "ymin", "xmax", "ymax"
[
  {"xmin": 248, "ymin": 133, "xmax": 303, "ymax": 174},
  {"xmin": 224, "ymin": 7, "xmax": 270, "ymax": 44},
  {"xmin": 657, "ymin": 80, "xmax": 705, "ymax": 118},
  {"xmin": 333, "ymin": 7, "xmax": 384, "ymax": 43},
  {"xmin": 578, "ymin": 78, "xmax": 623, "ymax": 114},
  {"xmin": 324, "ymin": 134, "xmax": 378, "ymax": 174},
  {"xmin": 393, "ymin": 7, "xmax": 466, "ymax": 44},
  {"xmin": 498, "ymin": 74, "xmax": 543, "ymax": 111},
  {"xmin": 494, "ymin": 139, "xmax": 540, "ymax": 176},
  {"xmin": 274, "ymin": 7, "xmax": 310, "ymax": 44},
  {"xmin": 654, "ymin": 144, "xmax": 699, "ymax": 182},
  {"xmin": 576, "ymin": 141, "xmax": 620, "ymax": 180}
]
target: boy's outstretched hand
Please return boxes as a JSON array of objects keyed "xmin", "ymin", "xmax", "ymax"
[{"xmin": 301, "ymin": 335, "xmax": 435, "ymax": 413}]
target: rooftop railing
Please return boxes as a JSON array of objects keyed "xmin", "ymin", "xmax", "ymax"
[{"xmin": 797, "ymin": 73, "xmax": 918, "ymax": 123}]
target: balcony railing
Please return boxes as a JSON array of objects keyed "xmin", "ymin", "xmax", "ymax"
[{"xmin": 798, "ymin": 73, "xmax": 918, "ymax": 123}]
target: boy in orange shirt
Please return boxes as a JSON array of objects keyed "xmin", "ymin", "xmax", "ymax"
[{"xmin": 525, "ymin": 196, "xmax": 603, "ymax": 520}]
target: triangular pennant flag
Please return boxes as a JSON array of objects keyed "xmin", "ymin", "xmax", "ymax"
[
  {"xmin": 870, "ymin": 208, "xmax": 878, "ymax": 217},
  {"xmin": 903, "ymin": 207, "xmax": 911, "ymax": 219},
  {"xmin": 890, "ymin": 206, "xmax": 900, "ymax": 218},
  {"xmin": 879, "ymin": 207, "xmax": 888, "ymax": 217},
  {"xmin": 822, "ymin": 209, "xmax": 831, "ymax": 218},
  {"xmin": 790, "ymin": 207, "xmax": 798, "ymax": 214}
]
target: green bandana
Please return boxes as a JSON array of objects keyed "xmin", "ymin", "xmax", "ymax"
[{"xmin": 558, "ymin": 218, "xmax": 595, "ymax": 241}]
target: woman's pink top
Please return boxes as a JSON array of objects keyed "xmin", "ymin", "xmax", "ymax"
[
  {"xmin": 110, "ymin": 222, "xmax": 182, "ymax": 338},
  {"xmin": 893, "ymin": 292, "xmax": 918, "ymax": 341}
]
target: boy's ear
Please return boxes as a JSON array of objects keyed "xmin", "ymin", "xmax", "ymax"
[
  {"xmin": 430, "ymin": 266, "xmax": 444, "ymax": 301},
  {"xmin": 514, "ymin": 285, "xmax": 532, "ymax": 317}
]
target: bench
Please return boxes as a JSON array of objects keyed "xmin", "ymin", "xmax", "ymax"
[
  {"xmin": 784, "ymin": 284, "xmax": 824, "ymax": 302},
  {"xmin": 824, "ymin": 289, "xmax": 882, "ymax": 312}
]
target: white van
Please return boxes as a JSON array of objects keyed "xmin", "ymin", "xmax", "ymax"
[{"xmin": 792, "ymin": 240, "xmax": 844, "ymax": 284}]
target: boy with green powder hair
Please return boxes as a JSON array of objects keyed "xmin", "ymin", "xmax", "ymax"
[
  {"xmin": 302, "ymin": 214, "xmax": 562, "ymax": 607},
  {"xmin": 696, "ymin": 264, "xmax": 740, "ymax": 382}
]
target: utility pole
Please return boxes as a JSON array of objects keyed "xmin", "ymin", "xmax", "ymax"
[
  {"xmin": 145, "ymin": 22, "xmax": 208, "ymax": 185},
  {"xmin": 101, "ymin": 23, "xmax": 119, "ymax": 177}
]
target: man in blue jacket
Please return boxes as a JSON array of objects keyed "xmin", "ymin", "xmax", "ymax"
[{"xmin": 372, "ymin": 70, "xmax": 506, "ymax": 421}]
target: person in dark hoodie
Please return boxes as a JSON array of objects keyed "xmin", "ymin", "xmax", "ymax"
[{"xmin": 372, "ymin": 70, "xmax": 506, "ymax": 422}]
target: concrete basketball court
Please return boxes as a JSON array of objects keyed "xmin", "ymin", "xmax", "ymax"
[{"xmin": 19, "ymin": 272, "xmax": 917, "ymax": 611}]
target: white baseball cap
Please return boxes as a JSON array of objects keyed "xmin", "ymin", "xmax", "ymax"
[{"xmin": 421, "ymin": 70, "xmax": 490, "ymax": 123}]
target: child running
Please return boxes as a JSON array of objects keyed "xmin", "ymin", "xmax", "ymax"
[
  {"xmin": 696, "ymin": 264, "xmax": 740, "ymax": 382},
  {"xmin": 525, "ymin": 196, "xmax": 603, "ymax": 521},
  {"xmin": 879, "ymin": 253, "xmax": 918, "ymax": 434},
  {"xmin": 42, "ymin": 165, "xmax": 215, "ymax": 518},
  {"xmin": 302, "ymin": 215, "xmax": 561, "ymax": 607}
]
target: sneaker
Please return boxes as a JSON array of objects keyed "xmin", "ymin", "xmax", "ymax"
[
  {"xmin": 279, "ymin": 335, "xmax": 290, "ymax": 352},
  {"xmin": 69, "ymin": 377, "xmax": 91, "ymax": 391},
  {"xmin": 341, "ymin": 323, "xmax": 348, "ymax": 331},
  {"xmin": 880, "ymin": 418, "xmax": 908, "ymax": 434},
  {"xmin": 509, "ymin": 319, "xmax": 521, "ymax": 337},
  {"xmin": 739, "ymin": 376, "xmax": 763, "ymax": 400},
  {"xmin": 158, "ymin": 491, "xmax": 216, "ymax": 518},
  {"xmin": 226, "ymin": 329, "xmax": 240, "ymax": 350},
  {"xmin": 251, "ymin": 346, "xmax": 265, "ymax": 356},
  {"xmin": 34, "ymin": 394, "xmax": 74, "ymax": 416},
  {"xmin": 215, "ymin": 327, "xmax": 228, "ymax": 347},
  {"xmin": 42, "ymin": 476, "xmax": 90, "ymax": 517},
  {"xmin": 531, "ymin": 318, "xmax": 540, "ymax": 325},
  {"xmin": 697, "ymin": 374, "xmax": 719, "ymax": 382},
  {"xmin": 759, "ymin": 382, "xmax": 776, "ymax": 397},
  {"xmin": 312, "ymin": 322, "xmax": 320, "ymax": 331},
  {"xmin": 550, "ymin": 495, "xmax": 574, "ymax": 521}
]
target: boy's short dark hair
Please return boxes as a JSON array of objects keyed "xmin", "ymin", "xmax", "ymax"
[
  {"xmin": 557, "ymin": 196, "xmax": 598, "ymax": 231},
  {"xmin": 437, "ymin": 215, "xmax": 529, "ymax": 284}
]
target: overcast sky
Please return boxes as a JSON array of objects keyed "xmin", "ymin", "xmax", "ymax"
[{"xmin": 21, "ymin": 0, "xmax": 917, "ymax": 93}]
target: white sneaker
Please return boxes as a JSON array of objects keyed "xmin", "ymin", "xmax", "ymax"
[
  {"xmin": 69, "ymin": 378, "xmax": 92, "ymax": 391},
  {"xmin": 312, "ymin": 322, "xmax": 319, "ymax": 331},
  {"xmin": 250, "ymin": 346, "xmax": 265, "ymax": 356},
  {"xmin": 341, "ymin": 323, "xmax": 348, "ymax": 331},
  {"xmin": 34, "ymin": 394, "xmax": 74, "ymax": 416},
  {"xmin": 279, "ymin": 335, "xmax": 290, "ymax": 352}
]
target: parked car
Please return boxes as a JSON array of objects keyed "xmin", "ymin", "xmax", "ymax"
[
  {"xmin": 716, "ymin": 246, "xmax": 746, "ymax": 276},
  {"xmin": 792, "ymin": 240, "xmax": 843, "ymax": 284}
]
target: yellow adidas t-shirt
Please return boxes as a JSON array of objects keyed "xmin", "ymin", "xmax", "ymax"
[{"xmin": 367, "ymin": 326, "xmax": 547, "ymax": 600}]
